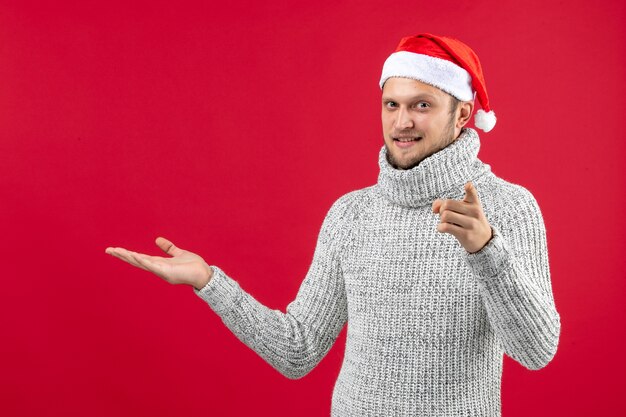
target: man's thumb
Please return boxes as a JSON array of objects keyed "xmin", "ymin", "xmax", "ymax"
[
  {"xmin": 155, "ymin": 237, "xmax": 182, "ymax": 256},
  {"xmin": 432, "ymin": 199, "xmax": 442, "ymax": 213}
]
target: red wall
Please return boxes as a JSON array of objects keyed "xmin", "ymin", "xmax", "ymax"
[{"xmin": 1, "ymin": 1, "xmax": 624, "ymax": 416}]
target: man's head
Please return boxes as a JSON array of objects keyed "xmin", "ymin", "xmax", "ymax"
[
  {"xmin": 381, "ymin": 77, "xmax": 473, "ymax": 170},
  {"xmin": 379, "ymin": 33, "xmax": 495, "ymax": 170}
]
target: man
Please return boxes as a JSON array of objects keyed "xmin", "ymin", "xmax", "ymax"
[{"xmin": 106, "ymin": 33, "xmax": 560, "ymax": 416}]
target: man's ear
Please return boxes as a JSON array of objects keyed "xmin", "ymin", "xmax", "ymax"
[{"xmin": 456, "ymin": 101, "xmax": 474, "ymax": 129}]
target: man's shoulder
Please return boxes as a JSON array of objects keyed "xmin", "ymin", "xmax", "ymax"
[
  {"xmin": 327, "ymin": 185, "xmax": 374, "ymax": 215},
  {"xmin": 480, "ymin": 174, "xmax": 544, "ymax": 227},
  {"xmin": 335, "ymin": 184, "xmax": 375, "ymax": 203},
  {"xmin": 483, "ymin": 175, "xmax": 538, "ymax": 205},
  {"xmin": 315, "ymin": 186, "xmax": 374, "ymax": 242}
]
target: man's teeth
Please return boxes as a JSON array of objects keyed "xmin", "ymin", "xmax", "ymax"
[{"xmin": 395, "ymin": 137, "xmax": 420, "ymax": 142}]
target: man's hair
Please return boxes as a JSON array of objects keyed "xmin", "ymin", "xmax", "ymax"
[{"xmin": 449, "ymin": 95, "xmax": 460, "ymax": 115}]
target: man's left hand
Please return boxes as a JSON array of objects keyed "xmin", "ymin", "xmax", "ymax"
[{"xmin": 432, "ymin": 182, "xmax": 493, "ymax": 254}]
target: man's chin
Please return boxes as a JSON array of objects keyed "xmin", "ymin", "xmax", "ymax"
[{"xmin": 385, "ymin": 147, "xmax": 423, "ymax": 170}]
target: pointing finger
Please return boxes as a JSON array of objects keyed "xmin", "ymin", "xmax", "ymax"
[{"xmin": 463, "ymin": 182, "xmax": 480, "ymax": 204}]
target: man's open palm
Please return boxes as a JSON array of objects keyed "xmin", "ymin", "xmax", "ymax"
[{"xmin": 105, "ymin": 237, "xmax": 213, "ymax": 290}]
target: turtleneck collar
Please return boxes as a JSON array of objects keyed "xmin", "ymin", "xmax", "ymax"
[{"xmin": 376, "ymin": 128, "xmax": 490, "ymax": 208}]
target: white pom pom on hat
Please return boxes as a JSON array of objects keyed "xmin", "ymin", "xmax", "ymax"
[
  {"xmin": 474, "ymin": 109, "xmax": 497, "ymax": 132},
  {"xmin": 380, "ymin": 33, "xmax": 497, "ymax": 133}
]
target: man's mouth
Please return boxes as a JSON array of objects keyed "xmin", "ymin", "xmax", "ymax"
[{"xmin": 393, "ymin": 136, "xmax": 422, "ymax": 142}]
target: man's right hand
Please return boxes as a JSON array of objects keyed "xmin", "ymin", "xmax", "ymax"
[{"xmin": 105, "ymin": 237, "xmax": 214, "ymax": 290}]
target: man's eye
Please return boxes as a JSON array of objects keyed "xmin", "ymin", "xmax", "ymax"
[
  {"xmin": 415, "ymin": 102, "xmax": 429, "ymax": 109},
  {"xmin": 385, "ymin": 102, "xmax": 397, "ymax": 108}
]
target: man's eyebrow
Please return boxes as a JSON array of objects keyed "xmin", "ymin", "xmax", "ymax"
[{"xmin": 382, "ymin": 93, "xmax": 439, "ymax": 101}]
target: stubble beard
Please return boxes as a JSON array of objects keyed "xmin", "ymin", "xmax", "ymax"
[{"xmin": 385, "ymin": 114, "xmax": 458, "ymax": 170}]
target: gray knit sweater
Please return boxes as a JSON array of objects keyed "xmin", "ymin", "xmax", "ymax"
[{"xmin": 193, "ymin": 128, "xmax": 560, "ymax": 416}]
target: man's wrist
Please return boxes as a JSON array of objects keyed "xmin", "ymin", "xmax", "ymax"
[
  {"xmin": 468, "ymin": 226, "xmax": 495, "ymax": 254},
  {"xmin": 194, "ymin": 264, "xmax": 214, "ymax": 290}
]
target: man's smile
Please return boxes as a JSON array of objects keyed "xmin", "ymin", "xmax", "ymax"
[
  {"xmin": 393, "ymin": 136, "xmax": 422, "ymax": 142},
  {"xmin": 393, "ymin": 136, "xmax": 423, "ymax": 149}
]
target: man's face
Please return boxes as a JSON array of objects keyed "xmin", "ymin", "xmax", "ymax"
[{"xmin": 381, "ymin": 77, "xmax": 462, "ymax": 170}]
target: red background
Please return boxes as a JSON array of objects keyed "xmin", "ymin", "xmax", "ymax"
[{"xmin": 1, "ymin": 1, "xmax": 625, "ymax": 416}]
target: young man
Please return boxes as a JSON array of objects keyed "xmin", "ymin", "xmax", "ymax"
[{"xmin": 106, "ymin": 33, "xmax": 560, "ymax": 416}]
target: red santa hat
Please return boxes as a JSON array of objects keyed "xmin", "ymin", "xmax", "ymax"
[{"xmin": 379, "ymin": 33, "xmax": 497, "ymax": 132}]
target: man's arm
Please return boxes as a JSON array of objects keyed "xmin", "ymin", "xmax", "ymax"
[
  {"xmin": 192, "ymin": 194, "xmax": 354, "ymax": 379},
  {"xmin": 106, "ymin": 194, "xmax": 355, "ymax": 379},
  {"xmin": 433, "ymin": 182, "xmax": 560, "ymax": 370},
  {"xmin": 463, "ymin": 187, "xmax": 560, "ymax": 370}
]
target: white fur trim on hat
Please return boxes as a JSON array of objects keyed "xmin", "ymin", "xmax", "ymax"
[{"xmin": 379, "ymin": 51, "xmax": 474, "ymax": 101}]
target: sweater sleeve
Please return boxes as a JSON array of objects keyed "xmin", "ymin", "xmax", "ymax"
[
  {"xmin": 192, "ymin": 195, "xmax": 352, "ymax": 379},
  {"xmin": 464, "ymin": 188, "xmax": 561, "ymax": 370}
]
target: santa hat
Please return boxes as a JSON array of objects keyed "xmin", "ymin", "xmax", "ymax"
[{"xmin": 379, "ymin": 33, "xmax": 497, "ymax": 132}]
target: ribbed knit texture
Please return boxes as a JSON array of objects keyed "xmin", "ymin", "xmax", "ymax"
[{"xmin": 194, "ymin": 128, "xmax": 561, "ymax": 416}]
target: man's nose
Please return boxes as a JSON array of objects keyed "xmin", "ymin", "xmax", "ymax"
[{"xmin": 395, "ymin": 107, "xmax": 414, "ymax": 129}]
